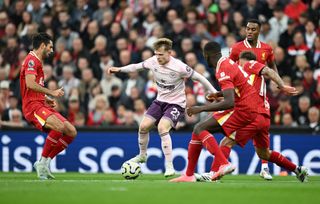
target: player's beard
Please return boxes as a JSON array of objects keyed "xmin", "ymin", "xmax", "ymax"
[{"xmin": 247, "ymin": 37, "xmax": 253, "ymax": 43}]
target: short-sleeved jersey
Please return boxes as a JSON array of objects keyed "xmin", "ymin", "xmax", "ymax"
[
  {"xmin": 243, "ymin": 60, "xmax": 270, "ymax": 117},
  {"xmin": 215, "ymin": 57, "xmax": 258, "ymax": 111},
  {"xmin": 142, "ymin": 56, "xmax": 194, "ymax": 108},
  {"xmin": 229, "ymin": 39, "xmax": 274, "ymax": 65},
  {"xmin": 20, "ymin": 51, "xmax": 45, "ymax": 114}
]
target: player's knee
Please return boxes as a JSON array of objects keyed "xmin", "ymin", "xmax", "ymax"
[
  {"xmin": 64, "ymin": 124, "xmax": 77, "ymax": 137},
  {"xmin": 257, "ymin": 150, "xmax": 269, "ymax": 160},
  {"xmin": 157, "ymin": 125, "xmax": 169, "ymax": 135},
  {"xmin": 139, "ymin": 124, "xmax": 149, "ymax": 132},
  {"xmin": 193, "ymin": 123, "xmax": 204, "ymax": 135},
  {"xmin": 68, "ymin": 126, "xmax": 77, "ymax": 137}
]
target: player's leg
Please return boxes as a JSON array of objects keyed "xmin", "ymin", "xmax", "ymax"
[
  {"xmin": 260, "ymin": 159, "xmax": 272, "ymax": 180},
  {"xmin": 43, "ymin": 113, "xmax": 77, "ymax": 178},
  {"xmin": 255, "ymin": 147, "xmax": 308, "ymax": 182},
  {"xmin": 158, "ymin": 104, "xmax": 184, "ymax": 177},
  {"xmin": 129, "ymin": 116, "xmax": 154, "ymax": 163},
  {"xmin": 253, "ymin": 116, "xmax": 308, "ymax": 182},
  {"xmin": 157, "ymin": 118, "xmax": 174, "ymax": 177},
  {"xmin": 196, "ymin": 136, "xmax": 236, "ymax": 182},
  {"xmin": 170, "ymin": 116, "xmax": 235, "ymax": 182}
]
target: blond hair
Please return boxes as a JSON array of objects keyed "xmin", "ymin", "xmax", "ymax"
[{"xmin": 153, "ymin": 38, "xmax": 172, "ymax": 51}]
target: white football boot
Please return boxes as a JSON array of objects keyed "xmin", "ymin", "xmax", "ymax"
[
  {"xmin": 129, "ymin": 154, "xmax": 147, "ymax": 163},
  {"xmin": 260, "ymin": 167, "xmax": 273, "ymax": 180},
  {"xmin": 164, "ymin": 162, "xmax": 175, "ymax": 177},
  {"xmin": 194, "ymin": 171, "xmax": 215, "ymax": 182},
  {"xmin": 295, "ymin": 166, "xmax": 308, "ymax": 182},
  {"xmin": 33, "ymin": 161, "xmax": 48, "ymax": 180}
]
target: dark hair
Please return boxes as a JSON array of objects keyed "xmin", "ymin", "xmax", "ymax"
[
  {"xmin": 239, "ymin": 51, "xmax": 257, "ymax": 61},
  {"xmin": 204, "ymin": 41, "xmax": 221, "ymax": 54},
  {"xmin": 247, "ymin": 19, "xmax": 261, "ymax": 28},
  {"xmin": 32, "ymin": 32, "xmax": 52, "ymax": 49}
]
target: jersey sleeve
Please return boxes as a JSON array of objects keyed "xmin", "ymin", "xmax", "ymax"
[
  {"xmin": 24, "ymin": 58, "xmax": 38, "ymax": 76},
  {"xmin": 244, "ymin": 60, "xmax": 266, "ymax": 75},
  {"xmin": 216, "ymin": 61, "xmax": 235, "ymax": 90},
  {"xmin": 229, "ymin": 45, "xmax": 239, "ymax": 62},
  {"xmin": 179, "ymin": 63, "xmax": 194, "ymax": 78},
  {"xmin": 141, "ymin": 57, "xmax": 155, "ymax": 70}
]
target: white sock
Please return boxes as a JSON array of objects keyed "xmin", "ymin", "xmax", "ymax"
[
  {"xmin": 261, "ymin": 162, "xmax": 269, "ymax": 170},
  {"xmin": 47, "ymin": 158, "xmax": 52, "ymax": 167},
  {"xmin": 160, "ymin": 132, "xmax": 172, "ymax": 163},
  {"xmin": 138, "ymin": 131, "xmax": 149, "ymax": 156},
  {"xmin": 39, "ymin": 157, "xmax": 47, "ymax": 163}
]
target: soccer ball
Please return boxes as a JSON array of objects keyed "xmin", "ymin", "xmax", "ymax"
[{"xmin": 121, "ymin": 161, "xmax": 141, "ymax": 180}]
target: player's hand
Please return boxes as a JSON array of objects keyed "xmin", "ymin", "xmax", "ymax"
[
  {"xmin": 107, "ymin": 67, "xmax": 121, "ymax": 74},
  {"xmin": 51, "ymin": 87, "xmax": 64, "ymax": 98},
  {"xmin": 280, "ymin": 85, "xmax": 299, "ymax": 96},
  {"xmin": 186, "ymin": 106, "xmax": 202, "ymax": 116},
  {"xmin": 205, "ymin": 92, "xmax": 223, "ymax": 102},
  {"xmin": 45, "ymin": 96, "xmax": 57, "ymax": 108}
]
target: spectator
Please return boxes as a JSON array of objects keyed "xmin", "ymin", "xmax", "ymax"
[
  {"xmin": 308, "ymin": 106, "xmax": 320, "ymax": 129},
  {"xmin": 67, "ymin": 95, "xmax": 85, "ymax": 127},
  {"xmin": 100, "ymin": 66, "xmax": 122, "ymax": 97},
  {"xmin": 0, "ymin": 108, "xmax": 26, "ymax": 128},
  {"xmin": 133, "ymin": 99, "xmax": 146, "ymax": 124},
  {"xmin": 293, "ymin": 95, "xmax": 311, "ymax": 126},
  {"xmin": 56, "ymin": 23, "xmax": 79, "ymax": 51},
  {"xmin": 268, "ymin": 6, "xmax": 289, "ymax": 44},
  {"xmin": 58, "ymin": 65, "xmax": 81, "ymax": 100},
  {"xmin": 87, "ymin": 94, "xmax": 109, "ymax": 126},
  {"xmin": 284, "ymin": 0, "xmax": 307, "ymax": 22}
]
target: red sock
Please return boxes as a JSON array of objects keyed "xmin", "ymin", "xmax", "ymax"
[
  {"xmin": 186, "ymin": 133, "xmax": 202, "ymax": 176},
  {"xmin": 42, "ymin": 130, "xmax": 63, "ymax": 157},
  {"xmin": 198, "ymin": 130, "xmax": 229, "ymax": 166},
  {"xmin": 48, "ymin": 135, "xmax": 75, "ymax": 159},
  {"xmin": 261, "ymin": 160, "xmax": 268, "ymax": 164},
  {"xmin": 210, "ymin": 146, "xmax": 231, "ymax": 172},
  {"xmin": 269, "ymin": 151, "xmax": 296, "ymax": 172}
]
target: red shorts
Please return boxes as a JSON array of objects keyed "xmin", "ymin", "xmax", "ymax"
[
  {"xmin": 234, "ymin": 114, "xmax": 270, "ymax": 148},
  {"xmin": 213, "ymin": 108, "xmax": 257, "ymax": 138},
  {"xmin": 23, "ymin": 104, "xmax": 67, "ymax": 132}
]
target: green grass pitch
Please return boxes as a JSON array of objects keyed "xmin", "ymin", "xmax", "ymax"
[{"xmin": 0, "ymin": 173, "xmax": 319, "ymax": 204}]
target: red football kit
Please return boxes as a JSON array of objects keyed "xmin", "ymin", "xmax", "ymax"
[
  {"xmin": 212, "ymin": 57, "xmax": 259, "ymax": 139},
  {"xmin": 229, "ymin": 39, "xmax": 274, "ymax": 65},
  {"xmin": 20, "ymin": 51, "xmax": 66, "ymax": 132},
  {"xmin": 235, "ymin": 61, "xmax": 271, "ymax": 148}
]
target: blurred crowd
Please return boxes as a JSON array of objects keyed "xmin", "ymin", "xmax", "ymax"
[{"xmin": 0, "ymin": 0, "xmax": 319, "ymax": 131}]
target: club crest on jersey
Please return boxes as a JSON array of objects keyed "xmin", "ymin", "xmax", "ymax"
[
  {"xmin": 169, "ymin": 72, "xmax": 177, "ymax": 78},
  {"xmin": 186, "ymin": 66, "xmax": 191, "ymax": 73},
  {"xmin": 261, "ymin": 52, "xmax": 266, "ymax": 61},
  {"xmin": 220, "ymin": 72, "xmax": 225, "ymax": 77}
]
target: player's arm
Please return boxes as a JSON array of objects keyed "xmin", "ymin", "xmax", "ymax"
[
  {"xmin": 186, "ymin": 89, "xmax": 234, "ymax": 116},
  {"xmin": 25, "ymin": 74, "xmax": 64, "ymax": 97},
  {"xmin": 267, "ymin": 60, "xmax": 278, "ymax": 74},
  {"xmin": 108, "ymin": 62, "xmax": 144, "ymax": 74},
  {"xmin": 260, "ymin": 67, "xmax": 298, "ymax": 95},
  {"xmin": 191, "ymin": 71, "xmax": 217, "ymax": 93}
]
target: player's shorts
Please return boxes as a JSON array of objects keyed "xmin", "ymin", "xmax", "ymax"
[
  {"xmin": 146, "ymin": 100, "xmax": 184, "ymax": 128},
  {"xmin": 234, "ymin": 113, "xmax": 270, "ymax": 148},
  {"xmin": 23, "ymin": 104, "xmax": 67, "ymax": 132},
  {"xmin": 213, "ymin": 108, "xmax": 257, "ymax": 139}
]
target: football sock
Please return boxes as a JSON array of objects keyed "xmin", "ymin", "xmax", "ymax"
[
  {"xmin": 211, "ymin": 145, "xmax": 231, "ymax": 172},
  {"xmin": 160, "ymin": 132, "xmax": 173, "ymax": 163},
  {"xmin": 269, "ymin": 151, "xmax": 296, "ymax": 172},
  {"xmin": 48, "ymin": 135, "xmax": 75, "ymax": 159},
  {"xmin": 186, "ymin": 133, "xmax": 202, "ymax": 176},
  {"xmin": 138, "ymin": 130, "xmax": 149, "ymax": 156},
  {"xmin": 261, "ymin": 160, "xmax": 269, "ymax": 170},
  {"xmin": 198, "ymin": 130, "xmax": 229, "ymax": 166},
  {"xmin": 42, "ymin": 130, "xmax": 63, "ymax": 158}
]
